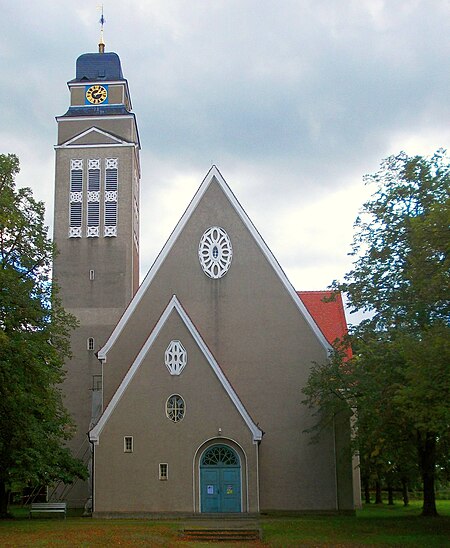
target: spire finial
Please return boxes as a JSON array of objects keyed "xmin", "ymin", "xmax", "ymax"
[{"xmin": 98, "ymin": 4, "xmax": 106, "ymax": 53}]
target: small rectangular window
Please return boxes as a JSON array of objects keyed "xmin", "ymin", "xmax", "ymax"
[
  {"xmin": 124, "ymin": 436, "xmax": 133, "ymax": 453},
  {"xmin": 87, "ymin": 337, "xmax": 95, "ymax": 351},
  {"xmin": 159, "ymin": 463, "xmax": 168, "ymax": 480},
  {"xmin": 89, "ymin": 269, "xmax": 95, "ymax": 280}
]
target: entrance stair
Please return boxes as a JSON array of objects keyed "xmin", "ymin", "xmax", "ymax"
[{"xmin": 182, "ymin": 528, "xmax": 261, "ymax": 541}]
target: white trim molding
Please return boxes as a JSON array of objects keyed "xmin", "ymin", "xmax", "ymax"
[
  {"xmin": 89, "ymin": 295, "xmax": 263, "ymax": 445},
  {"xmin": 97, "ymin": 166, "xmax": 331, "ymax": 362},
  {"xmin": 57, "ymin": 126, "xmax": 133, "ymax": 148}
]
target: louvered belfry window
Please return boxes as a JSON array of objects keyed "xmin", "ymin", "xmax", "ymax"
[
  {"xmin": 104, "ymin": 158, "xmax": 118, "ymax": 237},
  {"xmin": 69, "ymin": 158, "xmax": 119, "ymax": 238},
  {"xmin": 69, "ymin": 159, "xmax": 83, "ymax": 237},
  {"xmin": 87, "ymin": 159, "xmax": 100, "ymax": 237}
]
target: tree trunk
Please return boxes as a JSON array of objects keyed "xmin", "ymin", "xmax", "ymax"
[
  {"xmin": 0, "ymin": 480, "xmax": 9, "ymax": 519},
  {"xmin": 363, "ymin": 477, "xmax": 371, "ymax": 504},
  {"xmin": 375, "ymin": 480, "xmax": 383, "ymax": 504},
  {"xmin": 387, "ymin": 482, "xmax": 394, "ymax": 505},
  {"xmin": 401, "ymin": 478, "xmax": 409, "ymax": 507},
  {"xmin": 418, "ymin": 432, "xmax": 438, "ymax": 516}
]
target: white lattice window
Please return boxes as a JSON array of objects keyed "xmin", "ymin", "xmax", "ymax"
[
  {"xmin": 104, "ymin": 225, "xmax": 117, "ymax": 237},
  {"xmin": 87, "ymin": 191, "xmax": 100, "ymax": 202},
  {"xmin": 86, "ymin": 159, "xmax": 100, "ymax": 237},
  {"xmin": 165, "ymin": 340, "xmax": 187, "ymax": 375},
  {"xmin": 87, "ymin": 202, "xmax": 100, "ymax": 237},
  {"xmin": 87, "ymin": 337, "xmax": 95, "ymax": 351},
  {"xmin": 198, "ymin": 227, "xmax": 233, "ymax": 279},
  {"xmin": 105, "ymin": 157, "xmax": 118, "ymax": 170},
  {"xmin": 69, "ymin": 160, "xmax": 83, "ymax": 238},
  {"xmin": 88, "ymin": 161, "xmax": 100, "ymax": 191},
  {"xmin": 71, "ymin": 159, "xmax": 83, "ymax": 170},
  {"xmin": 104, "ymin": 158, "xmax": 118, "ymax": 237},
  {"xmin": 104, "ymin": 191, "xmax": 117, "ymax": 201},
  {"xmin": 88, "ymin": 158, "xmax": 101, "ymax": 169},
  {"xmin": 166, "ymin": 394, "xmax": 185, "ymax": 423},
  {"xmin": 104, "ymin": 201, "xmax": 117, "ymax": 226},
  {"xmin": 87, "ymin": 226, "xmax": 99, "ymax": 237},
  {"xmin": 69, "ymin": 227, "xmax": 82, "ymax": 238},
  {"xmin": 70, "ymin": 160, "xmax": 83, "ymax": 192},
  {"xmin": 69, "ymin": 202, "xmax": 82, "ymax": 237},
  {"xmin": 105, "ymin": 167, "xmax": 118, "ymax": 191}
]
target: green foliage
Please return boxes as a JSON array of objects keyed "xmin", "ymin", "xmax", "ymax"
[
  {"xmin": 341, "ymin": 149, "xmax": 449, "ymax": 328},
  {"xmin": 303, "ymin": 150, "xmax": 450, "ymax": 516},
  {"xmin": 0, "ymin": 154, "xmax": 86, "ymax": 516}
]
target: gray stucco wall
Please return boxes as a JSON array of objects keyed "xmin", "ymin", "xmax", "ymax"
[
  {"xmin": 94, "ymin": 311, "xmax": 259, "ymax": 514},
  {"xmin": 98, "ymin": 178, "xmax": 354, "ymax": 512}
]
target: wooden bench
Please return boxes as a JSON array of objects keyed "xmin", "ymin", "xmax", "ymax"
[{"xmin": 29, "ymin": 502, "xmax": 67, "ymax": 518}]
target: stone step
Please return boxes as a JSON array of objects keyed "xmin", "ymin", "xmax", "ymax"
[{"xmin": 183, "ymin": 528, "xmax": 261, "ymax": 541}]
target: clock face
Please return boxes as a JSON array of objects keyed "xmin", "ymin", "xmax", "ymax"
[{"xmin": 85, "ymin": 85, "xmax": 108, "ymax": 105}]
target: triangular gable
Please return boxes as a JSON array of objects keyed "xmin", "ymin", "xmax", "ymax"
[
  {"xmin": 58, "ymin": 127, "xmax": 132, "ymax": 147},
  {"xmin": 98, "ymin": 166, "xmax": 331, "ymax": 361},
  {"xmin": 90, "ymin": 295, "xmax": 263, "ymax": 444}
]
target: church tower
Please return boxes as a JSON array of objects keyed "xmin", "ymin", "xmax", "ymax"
[{"xmin": 52, "ymin": 35, "xmax": 140, "ymax": 506}]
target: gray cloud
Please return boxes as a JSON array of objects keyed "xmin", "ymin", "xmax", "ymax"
[{"xmin": 1, "ymin": 0, "xmax": 449, "ymax": 297}]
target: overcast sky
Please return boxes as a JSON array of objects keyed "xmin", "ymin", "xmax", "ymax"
[{"xmin": 1, "ymin": 1, "xmax": 449, "ymax": 324}]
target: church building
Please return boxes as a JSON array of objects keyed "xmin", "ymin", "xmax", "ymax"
[{"xmin": 53, "ymin": 39, "xmax": 358, "ymax": 515}]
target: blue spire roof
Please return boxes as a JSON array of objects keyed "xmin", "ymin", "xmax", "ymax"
[{"xmin": 71, "ymin": 52, "xmax": 124, "ymax": 82}]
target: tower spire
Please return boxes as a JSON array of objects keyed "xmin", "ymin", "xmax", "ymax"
[{"xmin": 98, "ymin": 4, "xmax": 106, "ymax": 53}]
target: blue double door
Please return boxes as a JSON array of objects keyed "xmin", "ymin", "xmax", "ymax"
[{"xmin": 200, "ymin": 445, "xmax": 241, "ymax": 513}]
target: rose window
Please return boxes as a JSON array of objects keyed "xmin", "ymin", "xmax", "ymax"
[{"xmin": 198, "ymin": 227, "xmax": 233, "ymax": 279}]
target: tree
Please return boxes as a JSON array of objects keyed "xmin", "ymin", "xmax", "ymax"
[
  {"xmin": 0, "ymin": 154, "xmax": 86, "ymax": 518},
  {"xmin": 303, "ymin": 150, "xmax": 450, "ymax": 516}
]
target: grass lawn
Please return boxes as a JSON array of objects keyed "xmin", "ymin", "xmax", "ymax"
[{"xmin": 0, "ymin": 500, "xmax": 448, "ymax": 547}]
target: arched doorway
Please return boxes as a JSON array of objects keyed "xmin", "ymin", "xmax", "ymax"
[{"xmin": 200, "ymin": 444, "xmax": 241, "ymax": 512}]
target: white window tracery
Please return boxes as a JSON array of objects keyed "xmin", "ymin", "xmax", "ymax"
[
  {"xmin": 86, "ymin": 159, "xmax": 100, "ymax": 237},
  {"xmin": 165, "ymin": 394, "xmax": 185, "ymax": 423},
  {"xmin": 104, "ymin": 158, "xmax": 118, "ymax": 237},
  {"xmin": 165, "ymin": 340, "xmax": 187, "ymax": 375},
  {"xmin": 198, "ymin": 227, "xmax": 233, "ymax": 278},
  {"xmin": 69, "ymin": 160, "xmax": 83, "ymax": 238}
]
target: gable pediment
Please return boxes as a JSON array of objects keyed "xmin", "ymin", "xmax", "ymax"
[
  {"xmin": 98, "ymin": 166, "xmax": 331, "ymax": 363},
  {"xmin": 59, "ymin": 126, "xmax": 131, "ymax": 147},
  {"xmin": 90, "ymin": 295, "xmax": 263, "ymax": 444}
]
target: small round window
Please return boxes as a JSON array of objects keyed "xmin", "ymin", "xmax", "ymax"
[
  {"xmin": 198, "ymin": 226, "xmax": 233, "ymax": 279},
  {"xmin": 165, "ymin": 394, "xmax": 185, "ymax": 423}
]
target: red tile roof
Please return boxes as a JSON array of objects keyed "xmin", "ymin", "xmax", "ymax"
[{"xmin": 297, "ymin": 291, "xmax": 352, "ymax": 359}]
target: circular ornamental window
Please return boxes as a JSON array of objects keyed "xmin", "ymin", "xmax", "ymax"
[
  {"xmin": 198, "ymin": 226, "xmax": 233, "ymax": 279},
  {"xmin": 165, "ymin": 394, "xmax": 185, "ymax": 423}
]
